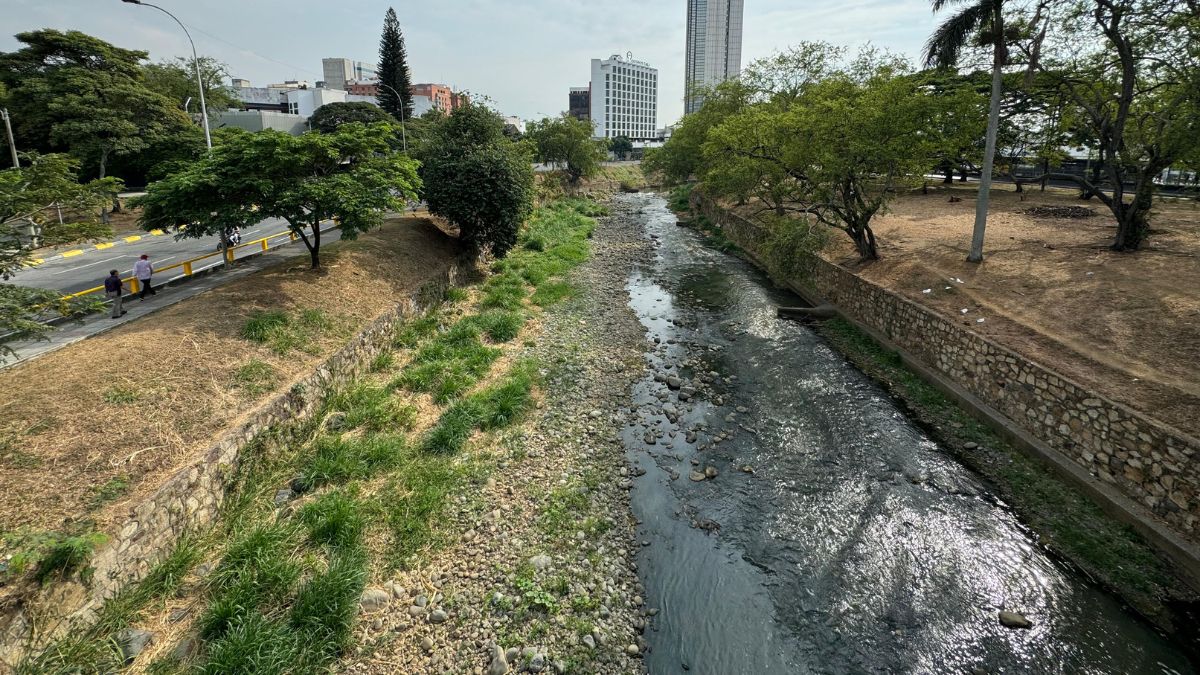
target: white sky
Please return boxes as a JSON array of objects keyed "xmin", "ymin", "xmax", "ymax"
[{"xmin": 2, "ymin": 0, "xmax": 940, "ymax": 126}]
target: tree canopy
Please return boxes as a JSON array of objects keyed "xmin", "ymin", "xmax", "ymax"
[
  {"xmin": 420, "ymin": 104, "xmax": 534, "ymax": 257},
  {"xmin": 309, "ymin": 102, "xmax": 398, "ymax": 134},
  {"xmin": 142, "ymin": 56, "xmax": 238, "ymax": 119},
  {"xmin": 135, "ymin": 123, "xmax": 420, "ymax": 269},
  {"xmin": 0, "ymin": 30, "xmax": 193, "ymax": 181},
  {"xmin": 526, "ymin": 114, "xmax": 607, "ymax": 183}
]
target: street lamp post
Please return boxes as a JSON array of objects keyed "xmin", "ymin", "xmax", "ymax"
[
  {"xmin": 121, "ymin": 0, "xmax": 212, "ymax": 150},
  {"xmin": 376, "ymin": 83, "xmax": 408, "ymax": 154},
  {"xmin": 1, "ymin": 108, "xmax": 18, "ymax": 168}
]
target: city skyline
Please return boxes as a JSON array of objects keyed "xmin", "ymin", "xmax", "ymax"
[
  {"xmin": 685, "ymin": 0, "xmax": 744, "ymax": 114},
  {"xmin": 1, "ymin": 0, "xmax": 942, "ymax": 125}
]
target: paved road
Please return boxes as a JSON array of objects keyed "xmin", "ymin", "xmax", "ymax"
[{"xmin": 13, "ymin": 218, "xmax": 341, "ymax": 296}]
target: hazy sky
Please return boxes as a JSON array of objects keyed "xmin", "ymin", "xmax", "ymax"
[{"xmin": 3, "ymin": 0, "xmax": 939, "ymax": 125}]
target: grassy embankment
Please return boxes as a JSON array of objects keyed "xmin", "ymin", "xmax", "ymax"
[{"xmin": 17, "ymin": 198, "xmax": 605, "ymax": 674}]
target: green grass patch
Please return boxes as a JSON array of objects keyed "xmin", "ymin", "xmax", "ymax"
[
  {"xmin": 393, "ymin": 312, "xmax": 443, "ymax": 349},
  {"xmin": 34, "ymin": 532, "xmax": 107, "ymax": 585},
  {"xmin": 420, "ymin": 361, "xmax": 537, "ymax": 454},
  {"xmin": 103, "ymin": 386, "xmax": 139, "ymax": 405},
  {"xmin": 88, "ymin": 475, "xmax": 130, "ymax": 510},
  {"xmin": 445, "ymin": 287, "xmax": 469, "ymax": 303},
  {"xmin": 530, "ymin": 281, "xmax": 575, "ymax": 307},
  {"xmin": 300, "ymin": 489, "xmax": 366, "ymax": 550},
  {"xmin": 464, "ymin": 309, "xmax": 525, "ymax": 343},
  {"xmin": 393, "ymin": 321, "xmax": 502, "ymax": 403},
  {"xmin": 328, "ymin": 384, "xmax": 417, "ymax": 433},
  {"xmin": 369, "ymin": 352, "xmax": 395, "ymax": 373},
  {"xmin": 481, "ymin": 271, "xmax": 529, "ymax": 310},
  {"xmin": 241, "ymin": 309, "xmax": 337, "ymax": 355},
  {"xmin": 234, "ymin": 359, "xmax": 278, "ymax": 397},
  {"xmin": 297, "ymin": 434, "xmax": 407, "ymax": 492},
  {"xmin": 288, "ymin": 545, "xmax": 368, "ymax": 659}
]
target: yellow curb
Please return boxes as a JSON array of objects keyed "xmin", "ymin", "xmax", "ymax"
[
  {"xmin": 123, "ymin": 235, "xmax": 142, "ymax": 243},
  {"xmin": 150, "ymin": 229, "xmax": 165, "ymax": 236},
  {"xmin": 25, "ymin": 259, "xmax": 44, "ymax": 267},
  {"xmin": 62, "ymin": 249, "xmax": 84, "ymax": 257},
  {"xmin": 95, "ymin": 242, "xmax": 115, "ymax": 250}
]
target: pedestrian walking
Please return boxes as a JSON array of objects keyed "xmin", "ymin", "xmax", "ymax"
[
  {"xmin": 133, "ymin": 254, "xmax": 157, "ymax": 300},
  {"xmin": 104, "ymin": 270, "xmax": 128, "ymax": 319}
]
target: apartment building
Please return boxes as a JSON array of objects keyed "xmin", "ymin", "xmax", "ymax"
[{"xmin": 588, "ymin": 54, "xmax": 658, "ymax": 141}]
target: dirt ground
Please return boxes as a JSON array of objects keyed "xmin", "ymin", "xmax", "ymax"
[
  {"xmin": 0, "ymin": 216, "xmax": 461, "ymax": 540},
  {"xmin": 817, "ymin": 184, "xmax": 1200, "ymax": 437}
]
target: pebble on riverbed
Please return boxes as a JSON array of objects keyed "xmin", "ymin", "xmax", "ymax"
[{"xmin": 998, "ymin": 611, "xmax": 1033, "ymax": 629}]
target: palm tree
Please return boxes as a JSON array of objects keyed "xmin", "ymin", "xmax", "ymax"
[{"xmin": 925, "ymin": 0, "xmax": 1007, "ymax": 263}]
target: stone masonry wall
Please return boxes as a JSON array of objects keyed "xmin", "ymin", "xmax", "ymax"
[
  {"xmin": 0, "ymin": 264, "xmax": 462, "ymax": 668},
  {"xmin": 694, "ymin": 194, "xmax": 1200, "ymax": 545}
]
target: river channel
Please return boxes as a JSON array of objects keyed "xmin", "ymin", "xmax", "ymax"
[{"xmin": 617, "ymin": 192, "xmax": 1194, "ymax": 674}]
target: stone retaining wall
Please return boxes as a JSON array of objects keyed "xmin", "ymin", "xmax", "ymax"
[
  {"xmin": 0, "ymin": 263, "xmax": 462, "ymax": 668},
  {"xmin": 693, "ymin": 194, "xmax": 1200, "ymax": 546}
]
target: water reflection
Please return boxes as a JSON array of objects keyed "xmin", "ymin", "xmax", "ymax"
[{"xmin": 619, "ymin": 193, "xmax": 1193, "ymax": 675}]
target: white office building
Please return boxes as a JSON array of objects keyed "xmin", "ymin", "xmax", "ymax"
[
  {"xmin": 321, "ymin": 57, "xmax": 379, "ymax": 90},
  {"xmin": 589, "ymin": 54, "xmax": 658, "ymax": 141},
  {"xmin": 684, "ymin": 0, "xmax": 744, "ymax": 114}
]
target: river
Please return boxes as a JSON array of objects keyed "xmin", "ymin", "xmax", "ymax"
[{"xmin": 617, "ymin": 192, "xmax": 1194, "ymax": 674}]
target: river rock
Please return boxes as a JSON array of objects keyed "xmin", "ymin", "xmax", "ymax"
[
  {"xmin": 964, "ymin": 442, "xmax": 979, "ymax": 450},
  {"xmin": 359, "ymin": 588, "xmax": 391, "ymax": 613},
  {"xmin": 998, "ymin": 611, "xmax": 1032, "ymax": 629},
  {"xmin": 626, "ymin": 644, "xmax": 642, "ymax": 656},
  {"xmin": 530, "ymin": 554, "xmax": 553, "ymax": 570},
  {"xmin": 666, "ymin": 376, "xmax": 682, "ymax": 389},
  {"xmin": 689, "ymin": 470, "xmax": 706, "ymax": 482},
  {"xmin": 421, "ymin": 636, "xmax": 435, "ymax": 652},
  {"xmin": 488, "ymin": 644, "xmax": 511, "ymax": 675},
  {"xmin": 429, "ymin": 608, "xmax": 449, "ymax": 623},
  {"xmin": 119, "ymin": 628, "xmax": 153, "ymax": 663},
  {"xmin": 273, "ymin": 488, "xmax": 294, "ymax": 506},
  {"xmin": 582, "ymin": 634, "xmax": 596, "ymax": 649},
  {"xmin": 704, "ymin": 466, "xmax": 719, "ymax": 479},
  {"xmin": 528, "ymin": 653, "xmax": 547, "ymax": 672},
  {"xmin": 172, "ymin": 636, "xmax": 199, "ymax": 661}
]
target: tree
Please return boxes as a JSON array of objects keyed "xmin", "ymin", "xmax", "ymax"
[
  {"xmin": 526, "ymin": 115, "xmax": 607, "ymax": 183},
  {"xmin": 1027, "ymin": 0, "xmax": 1199, "ymax": 250},
  {"xmin": 0, "ymin": 153, "xmax": 120, "ymax": 279},
  {"xmin": 0, "ymin": 31, "xmax": 192, "ymax": 184},
  {"xmin": 142, "ymin": 56, "xmax": 237, "ymax": 121},
  {"xmin": 701, "ymin": 49, "xmax": 950, "ymax": 260},
  {"xmin": 610, "ymin": 135, "xmax": 633, "ymax": 160},
  {"xmin": 421, "ymin": 104, "xmax": 534, "ymax": 257},
  {"xmin": 925, "ymin": 0, "xmax": 1010, "ymax": 262},
  {"xmin": 0, "ymin": 153, "xmax": 117, "ymax": 357},
  {"xmin": 377, "ymin": 8, "xmax": 414, "ymax": 121},
  {"xmin": 135, "ymin": 123, "xmax": 420, "ymax": 269},
  {"xmin": 309, "ymin": 102, "xmax": 397, "ymax": 134}
]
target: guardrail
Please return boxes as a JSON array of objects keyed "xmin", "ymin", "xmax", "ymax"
[{"xmin": 65, "ymin": 223, "xmax": 337, "ymax": 300}]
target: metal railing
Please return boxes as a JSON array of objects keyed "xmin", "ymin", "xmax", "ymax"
[{"xmin": 65, "ymin": 223, "xmax": 337, "ymax": 300}]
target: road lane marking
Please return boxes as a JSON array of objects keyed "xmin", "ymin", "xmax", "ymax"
[
  {"xmin": 51, "ymin": 255, "xmax": 124, "ymax": 275},
  {"xmin": 24, "ymin": 259, "xmax": 44, "ymax": 267},
  {"xmin": 95, "ymin": 242, "xmax": 114, "ymax": 250},
  {"xmin": 123, "ymin": 235, "xmax": 141, "ymax": 243},
  {"xmin": 61, "ymin": 249, "xmax": 84, "ymax": 257},
  {"xmin": 150, "ymin": 229, "xmax": 164, "ymax": 236}
]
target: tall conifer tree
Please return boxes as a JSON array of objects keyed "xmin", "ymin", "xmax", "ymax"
[{"xmin": 377, "ymin": 8, "xmax": 413, "ymax": 121}]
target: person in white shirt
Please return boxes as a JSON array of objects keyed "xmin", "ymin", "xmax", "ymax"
[{"xmin": 133, "ymin": 254, "xmax": 157, "ymax": 300}]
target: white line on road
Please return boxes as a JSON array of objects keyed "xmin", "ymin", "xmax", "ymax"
[{"xmin": 50, "ymin": 255, "xmax": 124, "ymax": 275}]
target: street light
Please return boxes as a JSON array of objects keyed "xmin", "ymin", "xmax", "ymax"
[
  {"xmin": 376, "ymin": 83, "xmax": 408, "ymax": 154},
  {"xmin": 121, "ymin": 0, "xmax": 212, "ymax": 150}
]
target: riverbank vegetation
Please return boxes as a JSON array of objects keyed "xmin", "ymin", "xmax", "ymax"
[
  {"xmin": 646, "ymin": 0, "xmax": 1199, "ymax": 260},
  {"xmin": 14, "ymin": 196, "xmax": 607, "ymax": 672}
]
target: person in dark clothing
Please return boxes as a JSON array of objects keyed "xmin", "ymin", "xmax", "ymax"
[{"xmin": 104, "ymin": 270, "xmax": 128, "ymax": 319}]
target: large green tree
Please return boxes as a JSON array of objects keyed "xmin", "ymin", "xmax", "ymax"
[
  {"xmin": 377, "ymin": 7, "xmax": 414, "ymax": 121},
  {"xmin": 0, "ymin": 30, "xmax": 192, "ymax": 183},
  {"xmin": 135, "ymin": 123, "xmax": 420, "ymax": 269},
  {"xmin": 309, "ymin": 102, "xmax": 397, "ymax": 134},
  {"xmin": 420, "ymin": 104, "xmax": 533, "ymax": 257},
  {"xmin": 526, "ymin": 114, "xmax": 607, "ymax": 183},
  {"xmin": 1028, "ymin": 0, "xmax": 1199, "ymax": 250},
  {"xmin": 142, "ymin": 56, "xmax": 237, "ymax": 121}
]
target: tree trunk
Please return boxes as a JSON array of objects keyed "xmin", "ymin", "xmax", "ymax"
[
  {"xmin": 968, "ymin": 31, "xmax": 1005, "ymax": 264},
  {"xmin": 850, "ymin": 225, "xmax": 879, "ymax": 261},
  {"xmin": 1040, "ymin": 158, "xmax": 1049, "ymax": 191},
  {"xmin": 1111, "ymin": 180, "xmax": 1152, "ymax": 251},
  {"xmin": 309, "ymin": 220, "xmax": 322, "ymax": 268},
  {"xmin": 943, "ymin": 163, "xmax": 954, "ymax": 184},
  {"xmin": 959, "ymin": 166, "xmax": 968, "ymax": 183}
]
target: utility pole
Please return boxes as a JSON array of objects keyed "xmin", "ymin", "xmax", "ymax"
[
  {"xmin": 377, "ymin": 83, "xmax": 408, "ymax": 153},
  {"xmin": 1, "ymin": 108, "xmax": 18, "ymax": 168}
]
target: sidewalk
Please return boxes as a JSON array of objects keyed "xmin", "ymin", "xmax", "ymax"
[{"xmin": 1, "ymin": 230, "xmax": 339, "ymax": 369}]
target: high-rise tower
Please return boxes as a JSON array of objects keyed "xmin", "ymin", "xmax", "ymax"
[{"xmin": 684, "ymin": 0, "xmax": 744, "ymax": 114}]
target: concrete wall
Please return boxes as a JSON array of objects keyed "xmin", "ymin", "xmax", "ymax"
[
  {"xmin": 0, "ymin": 264, "xmax": 463, "ymax": 668},
  {"xmin": 218, "ymin": 110, "xmax": 307, "ymax": 135},
  {"xmin": 693, "ymin": 195, "xmax": 1200, "ymax": 547}
]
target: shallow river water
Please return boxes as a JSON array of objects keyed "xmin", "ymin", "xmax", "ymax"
[{"xmin": 617, "ymin": 193, "xmax": 1194, "ymax": 675}]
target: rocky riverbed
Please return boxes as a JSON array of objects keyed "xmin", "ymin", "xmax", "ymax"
[{"xmin": 336, "ymin": 198, "xmax": 654, "ymax": 674}]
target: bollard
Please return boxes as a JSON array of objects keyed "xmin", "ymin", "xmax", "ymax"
[
  {"xmin": 183, "ymin": 261, "xmax": 193, "ymax": 276},
  {"xmin": 130, "ymin": 278, "xmax": 140, "ymax": 294},
  {"xmin": 261, "ymin": 239, "xmax": 269, "ymax": 252}
]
